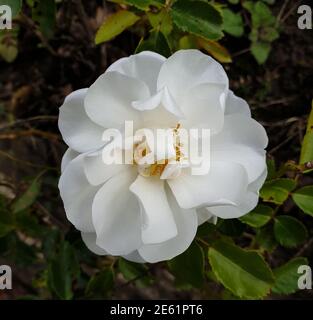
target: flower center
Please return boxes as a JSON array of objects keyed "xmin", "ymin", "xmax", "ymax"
[{"xmin": 133, "ymin": 124, "xmax": 184, "ymax": 179}]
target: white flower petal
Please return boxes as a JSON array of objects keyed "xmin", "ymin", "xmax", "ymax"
[
  {"xmin": 83, "ymin": 147, "xmax": 128, "ymax": 186},
  {"xmin": 130, "ymin": 176, "xmax": 178, "ymax": 244},
  {"xmin": 180, "ymin": 83, "xmax": 225, "ymax": 133},
  {"xmin": 61, "ymin": 148, "xmax": 79, "ymax": 173},
  {"xmin": 207, "ymin": 191, "xmax": 259, "ymax": 219},
  {"xmin": 59, "ymin": 154, "xmax": 98, "ymax": 232},
  {"xmin": 138, "ymin": 189, "xmax": 197, "ymax": 263},
  {"xmin": 92, "ymin": 169, "xmax": 141, "ymax": 255},
  {"xmin": 58, "ymin": 89, "xmax": 105, "ymax": 153},
  {"xmin": 107, "ymin": 51, "xmax": 166, "ymax": 94},
  {"xmin": 157, "ymin": 49, "xmax": 228, "ymax": 105},
  {"xmin": 211, "ymin": 145, "xmax": 266, "ymax": 184},
  {"xmin": 197, "ymin": 207, "xmax": 215, "ymax": 225},
  {"xmin": 167, "ymin": 162, "xmax": 249, "ymax": 209},
  {"xmin": 225, "ymin": 90, "xmax": 251, "ymax": 117},
  {"xmin": 84, "ymin": 72, "xmax": 149, "ymax": 129},
  {"xmin": 123, "ymin": 251, "xmax": 146, "ymax": 263},
  {"xmin": 81, "ymin": 232, "xmax": 107, "ymax": 255},
  {"xmin": 212, "ymin": 113, "xmax": 268, "ymax": 149}
]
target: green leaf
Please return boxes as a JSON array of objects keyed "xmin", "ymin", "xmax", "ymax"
[
  {"xmin": 300, "ymin": 101, "xmax": 313, "ymax": 166},
  {"xmin": 272, "ymin": 257, "xmax": 308, "ymax": 294},
  {"xmin": 0, "ymin": 27, "xmax": 18, "ymax": 63},
  {"xmin": 245, "ymin": 1, "xmax": 276, "ymax": 28},
  {"xmin": 251, "ymin": 41, "xmax": 271, "ymax": 64},
  {"xmin": 260, "ymin": 26, "xmax": 279, "ymax": 42},
  {"xmin": 292, "ymin": 186, "xmax": 313, "ymax": 217},
  {"xmin": 86, "ymin": 269, "xmax": 114, "ymax": 299},
  {"xmin": 171, "ymin": 0, "xmax": 223, "ymax": 41},
  {"xmin": 274, "ymin": 216, "xmax": 308, "ymax": 248},
  {"xmin": 208, "ymin": 240, "xmax": 274, "ymax": 299},
  {"xmin": 197, "ymin": 38, "xmax": 232, "ymax": 63},
  {"xmin": 240, "ymin": 205, "xmax": 273, "ymax": 228},
  {"xmin": 266, "ymin": 158, "xmax": 276, "ymax": 180},
  {"xmin": 147, "ymin": 9, "xmax": 173, "ymax": 36},
  {"xmin": 109, "ymin": 0, "xmax": 164, "ymax": 11},
  {"xmin": 95, "ymin": 10, "xmax": 140, "ymax": 45},
  {"xmin": 48, "ymin": 241, "xmax": 79, "ymax": 300},
  {"xmin": 260, "ymin": 178, "xmax": 296, "ymax": 204},
  {"xmin": 15, "ymin": 210, "xmax": 44, "ymax": 237},
  {"xmin": 118, "ymin": 258, "xmax": 151, "ymax": 287},
  {"xmin": 0, "ymin": 0, "xmax": 22, "ymax": 17},
  {"xmin": 136, "ymin": 30, "xmax": 171, "ymax": 57},
  {"xmin": 168, "ymin": 241, "xmax": 204, "ymax": 288},
  {"xmin": 11, "ymin": 178, "xmax": 41, "ymax": 213},
  {"xmin": 256, "ymin": 225, "xmax": 277, "ymax": 252},
  {"xmin": 222, "ymin": 9, "xmax": 244, "ymax": 37},
  {"xmin": 32, "ymin": 0, "xmax": 56, "ymax": 39},
  {"xmin": 217, "ymin": 219, "xmax": 245, "ymax": 237}
]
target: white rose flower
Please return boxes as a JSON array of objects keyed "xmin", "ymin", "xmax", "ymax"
[{"xmin": 58, "ymin": 50, "xmax": 268, "ymax": 263}]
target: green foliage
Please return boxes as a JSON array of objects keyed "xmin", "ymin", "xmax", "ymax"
[
  {"xmin": 168, "ymin": 241, "xmax": 205, "ymax": 288},
  {"xmin": 292, "ymin": 186, "xmax": 313, "ymax": 217},
  {"xmin": 274, "ymin": 216, "xmax": 308, "ymax": 248},
  {"xmin": 136, "ymin": 30, "xmax": 171, "ymax": 57},
  {"xmin": 243, "ymin": 1, "xmax": 279, "ymax": 64},
  {"xmin": 118, "ymin": 258, "xmax": 151, "ymax": 287},
  {"xmin": 260, "ymin": 178, "xmax": 296, "ymax": 204},
  {"xmin": 256, "ymin": 225, "xmax": 277, "ymax": 252},
  {"xmin": 208, "ymin": 240, "xmax": 274, "ymax": 299},
  {"xmin": 222, "ymin": 9, "xmax": 244, "ymax": 37},
  {"xmin": 47, "ymin": 241, "xmax": 80, "ymax": 300},
  {"xmin": 86, "ymin": 269, "xmax": 114, "ymax": 299},
  {"xmin": 95, "ymin": 10, "xmax": 140, "ymax": 44},
  {"xmin": 171, "ymin": 0, "xmax": 223, "ymax": 41},
  {"xmin": 273, "ymin": 257, "xmax": 308, "ymax": 295},
  {"xmin": 31, "ymin": 0, "xmax": 56, "ymax": 39},
  {"xmin": 11, "ymin": 178, "xmax": 41, "ymax": 213},
  {"xmin": 300, "ymin": 101, "xmax": 313, "ymax": 167},
  {"xmin": 240, "ymin": 204, "xmax": 273, "ymax": 228},
  {"xmin": 0, "ymin": 27, "xmax": 18, "ymax": 63}
]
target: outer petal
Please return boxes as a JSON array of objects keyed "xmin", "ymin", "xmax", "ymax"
[
  {"xmin": 81, "ymin": 232, "xmax": 107, "ymax": 255},
  {"xmin": 59, "ymin": 154, "xmax": 98, "ymax": 232},
  {"xmin": 197, "ymin": 207, "xmax": 218, "ymax": 225},
  {"xmin": 138, "ymin": 188, "xmax": 198, "ymax": 263},
  {"xmin": 211, "ymin": 145, "xmax": 266, "ymax": 184},
  {"xmin": 84, "ymin": 71, "xmax": 149, "ymax": 129},
  {"xmin": 206, "ymin": 168, "xmax": 268, "ymax": 219},
  {"xmin": 81, "ymin": 232, "xmax": 146, "ymax": 263},
  {"xmin": 212, "ymin": 113, "xmax": 268, "ymax": 150},
  {"xmin": 167, "ymin": 162, "xmax": 249, "ymax": 209},
  {"xmin": 225, "ymin": 90, "xmax": 251, "ymax": 117},
  {"xmin": 207, "ymin": 191, "xmax": 259, "ymax": 219},
  {"xmin": 157, "ymin": 50, "xmax": 228, "ymax": 106},
  {"xmin": 123, "ymin": 251, "xmax": 146, "ymax": 263},
  {"xmin": 58, "ymin": 89, "xmax": 105, "ymax": 153},
  {"xmin": 130, "ymin": 176, "xmax": 178, "ymax": 244},
  {"xmin": 61, "ymin": 148, "xmax": 79, "ymax": 173},
  {"xmin": 107, "ymin": 51, "xmax": 166, "ymax": 94},
  {"xmin": 92, "ymin": 169, "xmax": 141, "ymax": 255}
]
